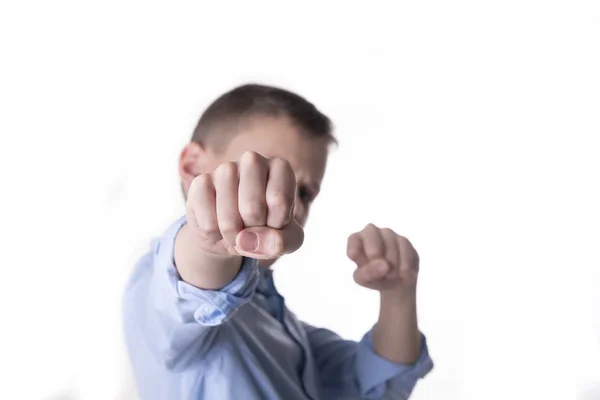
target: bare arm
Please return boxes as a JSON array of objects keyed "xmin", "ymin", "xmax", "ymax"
[
  {"xmin": 373, "ymin": 292, "xmax": 421, "ymax": 364},
  {"xmin": 298, "ymin": 296, "xmax": 429, "ymax": 400},
  {"xmin": 348, "ymin": 224, "xmax": 424, "ymax": 364},
  {"xmin": 174, "ymin": 224, "xmax": 243, "ymax": 289}
]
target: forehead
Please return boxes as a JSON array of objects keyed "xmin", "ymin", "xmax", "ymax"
[{"xmin": 223, "ymin": 116, "xmax": 330, "ymax": 188}]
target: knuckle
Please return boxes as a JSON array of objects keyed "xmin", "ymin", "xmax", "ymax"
[
  {"xmin": 364, "ymin": 244, "xmax": 383, "ymax": 258},
  {"xmin": 219, "ymin": 224, "xmax": 239, "ymax": 238},
  {"xmin": 213, "ymin": 162, "xmax": 237, "ymax": 179},
  {"xmin": 346, "ymin": 232, "xmax": 357, "ymax": 242},
  {"xmin": 240, "ymin": 202, "xmax": 266, "ymax": 221},
  {"xmin": 346, "ymin": 236, "xmax": 362, "ymax": 257},
  {"xmin": 218, "ymin": 215, "xmax": 242, "ymax": 233},
  {"xmin": 347, "ymin": 233, "xmax": 361, "ymax": 246},
  {"xmin": 364, "ymin": 248, "xmax": 377, "ymax": 259},
  {"xmin": 267, "ymin": 192, "xmax": 293, "ymax": 212},
  {"xmin": 187, "ymin": 175, "xmax": 211, "ymax": 204},
  {"xmin": 195, "ymin": 221, "xmax": 220, "ymax": 240},
  {"xmin": 347, "ymin": 246, "xmax": 359, "ymax": 259},
  {"xmin": 397, "ymin": 235, "xmax": 410, "ymax": 247},
  {"xmin": 270, "ymin": 157, "xmax": 293, "ymax": 173},
  {"xmin": 363, "ymin": 222, "xmax": 378, "ymax": 232},
  {"xmin": 239, "ymin": 151, "xmax": 265, "ymax": 166},
  {"xmin": 381, "ymin": 227, "xmax": 395, "ymax": 236},
  {"xmin": 190, "ymin": 174, "xmax": 210, "ymax": 191}
]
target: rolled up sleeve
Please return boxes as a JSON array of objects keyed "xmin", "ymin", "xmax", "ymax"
[
  {"xmin": 356, "ymin": 330, "xmax": 433, "ymax": 399},
  {"xmin": 303, "ymin": 322, "xmax": 432, "ymax": 399},
  {"xmin": 133, "ymin": 216, "xmax": 259, "ymax": 368},
  {"xmin": 151, "ymin": 216, "xmax": 260, "ymax": 325}
]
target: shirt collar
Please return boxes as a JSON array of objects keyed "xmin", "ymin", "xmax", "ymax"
[{"xmin": 255, "ymin": 267, "xmax": 278, "ymax": 297}]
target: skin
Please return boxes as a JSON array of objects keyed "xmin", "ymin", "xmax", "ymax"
[{"xmin": 174, "ymin": 115, "xmax": 421, "ymax": 364}]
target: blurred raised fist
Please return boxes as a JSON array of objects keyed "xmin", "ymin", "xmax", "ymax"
[{"xmin": 347, "ymin": 224, "xmax": 419, "ymax": 298}]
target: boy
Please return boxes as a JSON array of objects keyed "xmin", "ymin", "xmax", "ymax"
[{"xmin": 124, "ymin": 84, "xmax": 433, "ymax": 399}]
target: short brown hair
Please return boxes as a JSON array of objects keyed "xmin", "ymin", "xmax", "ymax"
[{"xmin": 191, "ymin": 83, "xmax": 336, "ymax": 151}]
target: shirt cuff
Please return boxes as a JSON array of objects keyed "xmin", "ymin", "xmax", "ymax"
[
  {"xmin": 154, "ymin": 216, "xmax": 260, "ymax": 326},
  {"xmin": 356, "ymin": 329, "xmax": 434, "ymax": 398}
]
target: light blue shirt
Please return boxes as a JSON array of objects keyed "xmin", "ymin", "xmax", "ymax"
[{"xmin": 123, "ymin": 217, "xmax": 433, "ymax": 399}]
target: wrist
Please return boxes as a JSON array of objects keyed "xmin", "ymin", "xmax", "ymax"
[
  {"xmin": 380, "ymin": 286, "xmax": 417, "ymax": 307},
  {"xmin": 375, "ymin": 288, "xmax": 421, "ymax": 364},
  {"xmin": 379, "ymin": 290, "xmax": 417, "ymax": 327},
  {"xmin": 175, "ymin": 224, "xmax": 243, "ymax": 289}
]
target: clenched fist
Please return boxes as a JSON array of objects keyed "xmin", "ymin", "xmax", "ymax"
[
  {"xmin": 347, "ymin": 224, "xmax": 420, "ymax": 297},
  {"xmin": 186, "ymin": 151, "xmax": 304, "ymax": 260}
]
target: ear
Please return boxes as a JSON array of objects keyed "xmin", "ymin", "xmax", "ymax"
[{"xmin": 179, "ymin": 142, "xmax": 207, "ymax": 196}]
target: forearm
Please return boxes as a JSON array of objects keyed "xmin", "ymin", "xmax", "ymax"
[
  {"xmin": 125, "ymin": 218, "xmax": 260, "ymax": 369},
  {"xmin": 174, "ymin": 223, "xmax": 243, "ymax": 290},
  {"xmin": 372, "ymin": 291, "xmax": 421, "ymax": 364}
]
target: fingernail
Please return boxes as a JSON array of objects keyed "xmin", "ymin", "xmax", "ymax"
[{"xmin": 238, "ymin": 232, "xmax": 258, "ymax": 252}]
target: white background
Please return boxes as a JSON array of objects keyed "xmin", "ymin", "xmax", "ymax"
[{"xmin": 1, "ymin": 1, "xmax": 599, "ymax": 399}]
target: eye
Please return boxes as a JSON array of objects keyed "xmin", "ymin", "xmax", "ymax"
[{"xmin": 298, "ymin": 186, "xmax": 314, "ymax": 204}]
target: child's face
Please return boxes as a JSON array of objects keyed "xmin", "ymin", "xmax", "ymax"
[{"xmin": 182, "ymin": 115, "xmax": 330, "ymax": 228}]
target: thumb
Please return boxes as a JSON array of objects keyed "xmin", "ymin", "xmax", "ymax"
[
  {"xmin": 353, "ymin": 259, "xmax": 390, "ymax": 286},
  {"xmin": 235, "ymin": 219, "xmax": 304, "ymax": 259}
]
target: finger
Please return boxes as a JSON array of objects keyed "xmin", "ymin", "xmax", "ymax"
[
  {"xmin": 234, "ymin": 218, "xmax": 304, "ymax": 259},
  {"xmin": 212, "ymin": 162, "xmax": 243, "ymax": 252},
  {"xmin": 381, "ymin": 228, "xmax": 400, "ymax": 277},
  {"xmin": 238, "ymin": 151, "xmax": 268, "ymax": 227},
  {"xmin": 398, "ymin": 235, "xmax": 420, "ymax": 273},
  {"xmin": 361, "ymin": 223, "xmax": 385, "ymax": 261},
  {"xmin": 353, "ymin": 259, "xmax": 391, "ymax": 286},
  {"xmin": 265, "ymin": 158, "xmax": 296, "ymax": 229},
  {"xmin": 347, "ymin": 233, "xmax": 369, "ymax": 267},
  {"xmin": 187, "ymin": 174, "xmax": 221, "ymax": 242}
]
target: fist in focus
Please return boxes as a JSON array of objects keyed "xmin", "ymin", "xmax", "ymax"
[
  {"xmin": 186, "ymin": 151, "xmax": 304, "ymax": 260},
  {"xmin": 347, "ymin": 224, "xmax": 419, "ymax": 297}
]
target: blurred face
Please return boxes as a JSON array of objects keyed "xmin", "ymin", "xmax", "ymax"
[
  {"xmin": 216, "ymin": 117, "xmax": 329, "ymax": 227},
  {"xmin": 179, "ymin": 115, "xmax": 330, "ymax": 266}
]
